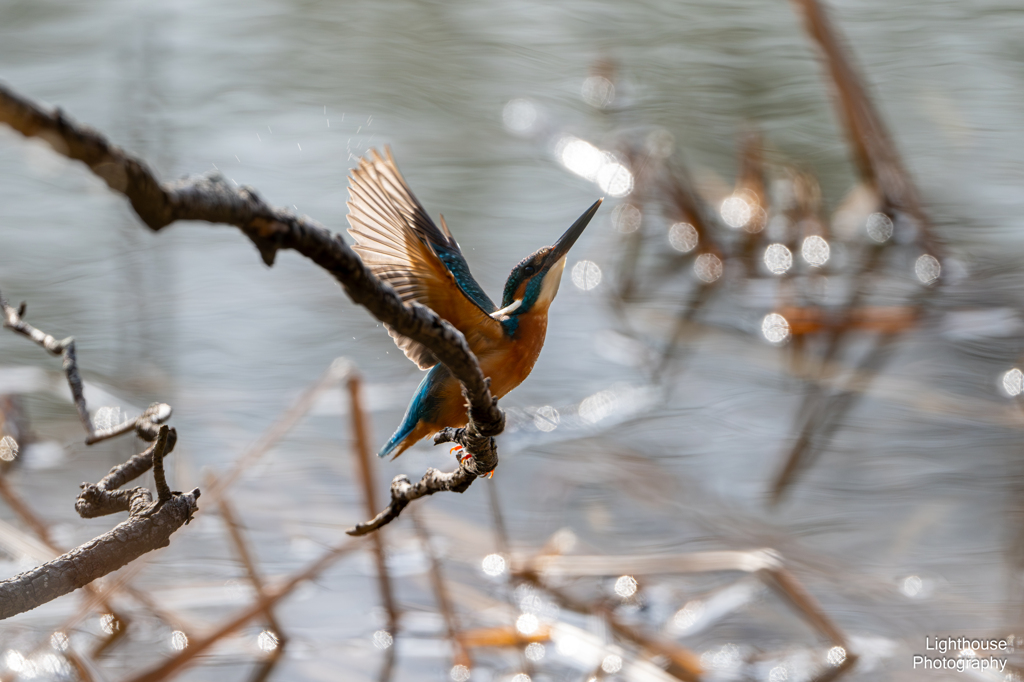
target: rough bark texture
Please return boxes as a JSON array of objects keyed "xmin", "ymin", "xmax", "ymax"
[{"xmin": 0, "ymin": 490, "xmax": 199, "ymax": 620}]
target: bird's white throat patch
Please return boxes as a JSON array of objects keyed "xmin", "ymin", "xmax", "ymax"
[{"xmin": 537, "ymin": 256, "xmax": 566, "ymax": 308}]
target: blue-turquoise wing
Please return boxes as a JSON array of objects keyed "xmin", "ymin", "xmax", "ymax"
[{"xmin": 347, "ymin": 148, "xmax": 501, "ymax": 369}]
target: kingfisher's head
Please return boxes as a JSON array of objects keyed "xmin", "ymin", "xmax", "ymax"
[{"xmin": 492, "ymin": 199, "xmax": 602, "ymax": 332}]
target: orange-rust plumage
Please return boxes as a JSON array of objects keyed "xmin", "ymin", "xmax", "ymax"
[{"xmin": 346, "ymin": 148, "xmax": 600, "ymax": 458}]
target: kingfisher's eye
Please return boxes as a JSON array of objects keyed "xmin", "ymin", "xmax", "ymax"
[{"xmin": 523, "ymin": 265, "xmax": 536, "ymax": 275}]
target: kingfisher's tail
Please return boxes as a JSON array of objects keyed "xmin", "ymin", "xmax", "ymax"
[
  {"xmin": 379, "ymin": 364, "xmax": 449, "ymax": 458},
  {"xmin": 378, "ymin": 419, "xmax": 430, "ymax": 459},
  {"xmin": 377, "ymin": 429, "xmax": 406, "ymax": 459},
  {"xmin": 378, "ymin": 399, "xmax": 427, "ymax": 459}
]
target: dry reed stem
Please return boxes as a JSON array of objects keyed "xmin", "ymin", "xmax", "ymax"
[
  {"xmin": 216, "ymin": 493, "xmax": 288, "ymax": 681},
  {"xmin": 346, "ymin": 372, "xmax": 400, "ymax": 681},
  {"xmin": 411, "ymin": 509, "xmax": 471, "ymax": 669},
  {"xmin": 457, "ymin": 625, "xmax": 551, "ymax": 649},
  {"xmin": 124, "ymin": 539, "xmax": 357, "ymax": 682},
  {"xmin": 519, "ymin": 547, "xmax": 855, "ymax": 679},
  {"xmin": 654, "ymin": 157, "xmax": 725, "ymax": 375},
  {"xmin": 515, "ymin": 570, "xmax": 702, "ymax": 682},
  {"xmin": 790, "ymin": 0, "xmax": 937, "ymax": 255},
  {"xmin": 202, "ymin": 359, "xmax": 351, "ymax": 504},
  {"xmin": 768, "ymin": 0, "xmax": 946, "ymax": 501}
]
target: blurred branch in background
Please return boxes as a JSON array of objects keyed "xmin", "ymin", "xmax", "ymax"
[
  {"xmin": 214, "ymin": 495, "xmax": 288, "ymax": 682},
  {"xmin": 124, "ymin": 538, "xmax": 358, "ymax": 682},
  {"xmin": 509, "ymin": 0, "xmax": 948, "ymax": 506},
  {"xmin": 771, "ymin": 0, "xmax": 942, "ymax": 502},
  {"xmin": 0, "ymin": 80, "xmax": 504, "ymax": 533},
  {"xmin": 346, "ymin": 372, "xmax": 400, "ymax": 682}
]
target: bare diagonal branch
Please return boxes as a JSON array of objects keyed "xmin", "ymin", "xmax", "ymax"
[{"xmin": 0, "ymin": 81, "xmax": 504, "ymax": 532}]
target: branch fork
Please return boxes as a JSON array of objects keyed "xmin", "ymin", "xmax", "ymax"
[{"xmin": 0, "ymin": 291, "xmax": 200, "ymax": 619}]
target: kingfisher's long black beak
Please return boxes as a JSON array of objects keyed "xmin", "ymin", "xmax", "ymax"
[{"xmin": 545, "ymin": 198, "xmax": 602, "ymax": 266}]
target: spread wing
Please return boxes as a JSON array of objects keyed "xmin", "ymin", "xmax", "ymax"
[{"xmin": 346, "ymin": 147, "xmax": 503, "ymax": 369}]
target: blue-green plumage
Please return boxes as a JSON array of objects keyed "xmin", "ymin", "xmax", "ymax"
[
  {"xmin": 378, "ymin": 363, "xmax": 450, "ymax": 458},
  {"xmin": 433, "ymin": 245, "xmax": 497, "ymax": 314}
]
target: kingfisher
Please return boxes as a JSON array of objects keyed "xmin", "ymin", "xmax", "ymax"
[{"xmin": 346, "ymin": 148, "xmax": 601, "ymax": 460}]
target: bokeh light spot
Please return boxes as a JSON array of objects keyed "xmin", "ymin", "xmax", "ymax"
[
  {"xmin": 614, "ymin": 575, "xmax": 638, "ymax": 598},
  {"xmin": 915, "ymin": 254, "xmax": 941, "ymax": 284},
  {"xmin": 556, "ymin": 136, "xmax": 632, "ymax": 196},
  {"xmin": 515, "ymin": 613, "xmax": 539, "ymax": 636},
  {"xmin": 701, "ymin": 644, "xmax": 741, "ymax": 671},
  {"xmin": 597, "ymin": 162, "xmax": 633, "ymax": 197},
  {"xmin": 694, "ymin": 253, "xmax": 723, "ymax": 283},
  {"xmin": 39, "ymin": 653, "xmax": 69, "ymax": 677},
  {"xmin": 827, "ymin": 646, "xmax": 847, "ymax": 667},
  {"xmin": 612, "ymin": 203, "xmax": 641, "ymax": 233},
  {"xmin": 801, "ymin": 235, "xmax": 830, "ymax": 267},
  {"xmin": 99, "ymin": 614, "xmax": 119, "ymax": 635},
  {"xmin": 450, "ymin": 664, "xmax": 471, "ymax": 682},
  {"xmin": 762, "ymin": 313, "xmax": 790, "ymax": 344},
  {"xmin": 668, "ymin": 222, "xmax": 698, "ymax": 253},
  {"xmin": 865, "ymin": 212, "xmax": 893, "ymax": 243},
  {"xmin": 0, "ymin": 435, "xmax": 18, "ymax": 462},
  {"xmin": 764, "ymin": 243, "xmax": 793, "ymax": 275},
  {"xmin": 571, "ymin": 260, "xmax": 602, "ymax": 291},
  {"xmin": 720, "ymin": 195, "xmax": 753, "ymax": 228},
  {"xmin": 578, "ymin": 389, "xmax": 616, "ymax": 424},
  {"xmin": 673, "ymin": 600, "xmax": 704, "ymax": 630},
  {"xmin": 558, "ymin": 137, "xmax": 604, "ymax": 179},
  {"xmin": 171, "ymin": 631, "xmax": 188, "ymax": 651},
  {"xmin": 581, "ymin": 76, "xmax": 615, "ymax": 108},
  {"xmin": 258, "ymin": 630, "xmax": 279, "ymax": 652},
  {"xmin": 1003, "ymin": 368, "xmax": 1023, "ymax": 397},
  {"xmin": 900, "ymin": 575, "xmax": 923, "ymax": 597},
  {"xmin": 93, "ymin": 406, "xmax": 124, "ymax": 431},
  {"xmin": 525, "ymin": 642, "xmax": 546, "ymax": 661},
  {"xmin": 601, "ymin": 654, "xmax": 623, "ymax": 674},
  {"xmin": 372, "ymin": 630, "xmax": 393, "ymax": 650},
  {"xmin": 482, "ymin": 553, "xmax": 506, "ymax": 577},
  {"xmin": 533, "ymin": 405, "xmax": 560, "ymax": 432},
  {"xmin": 645, "ymin": 129, "xmax": 675, "ymax": 158},
  {"xmin": 4, "ymin": 650, "xmax": 28, "ymax": 673},
  {"xmin": 503, "ymin": 99, "xmax": 537, "ymax": 134},
  {"xmin": 50, "ymin": 632, "xmax": 69, "ymax": 652}
]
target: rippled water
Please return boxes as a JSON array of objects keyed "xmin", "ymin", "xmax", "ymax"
[{"xmin": 2, "ymin": 0, "xmax": 1024, "ymax": 680}]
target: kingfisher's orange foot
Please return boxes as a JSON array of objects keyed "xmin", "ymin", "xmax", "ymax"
[{"xmin": 451, "ymin": 444, "xmax": 473, "ymax": 464}]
